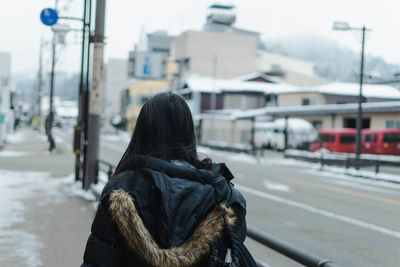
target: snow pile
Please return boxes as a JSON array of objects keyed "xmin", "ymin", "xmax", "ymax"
[
  {"xmin": 0, "ymin": 170, "xmax": 105, "ymax": 266},
  {"xmin": 229, "ymin": 153, "xmax": 261, "ymax": 164},
  {"xmin": 200, "ymin": 140, "xmax": 252, "ymax": 151},
  {"xmin": 272, "ymin": 158, "xmax": 400, "ymax": 184},
  {"xmin": 0, "ymin": 151, "xmax": 30, "ymax": 157},
  {"xmin": 6, "ymin": 131, "xmax": 28, "ymax": 144},
  {"xmin": 101, "ymin": 131, "xmax": 131, "ymax": 144},
  {"xmin": 285, "ymin": 149, "xmax": 400, "ymax": 163},
  {"xmin": 90, "ymin": 172, "xmax": 109, "ymax": 197},
  {"xmin": 0, "ymin": 170, "xmax": 52, "ymax": 267}
]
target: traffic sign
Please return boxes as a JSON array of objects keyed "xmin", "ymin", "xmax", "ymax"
[{"xmin": 40, "ymin": 8, "xmax": 58, "ymax": 26}]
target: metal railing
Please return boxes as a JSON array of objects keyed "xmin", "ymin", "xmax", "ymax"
[
  {"xmin": 96, "ymin": 158, "xmax": 115, "ymax": 183},
  {"xmin": 284, "ymin": 149, "xmax": 400, "ymax": 180},
  {"xmin": 95, "ymin": 158, "xmax": 341, "ymax": 266},
  {"xmin": 247, "ymin": 227, "xmax": 339, "ymax": 267}
]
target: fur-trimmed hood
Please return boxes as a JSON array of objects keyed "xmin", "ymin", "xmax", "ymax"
[{"xmin": 109, "ymin": 189, "xmax": 236, "ymax": 267}]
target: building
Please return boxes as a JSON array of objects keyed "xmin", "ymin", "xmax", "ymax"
[
  {"xmin": 172, "ymin": 4, "xmax": 258, "ymax": 81},
  {"xmin": 0, "ymin": 52, "xmax": 15, "ymax": 144},
  {"xmin": 125, "ymin": 79, "xmax": 170, "ymax": 132},
  {"xmin": 128, "ymin": 31, "xmax": 175, "ymax": 80},
  {"xmin": 173, "ymin": 3, "xmax": 321, "ymax": 88},
  {"xmin": 180, "ymin": 75, "xmax": 295, "ymax": 114},
  {"xmin": 180, "ymin": 73, "xmax": 400, "ymax": 145},
  {"xmin": 173, "ymin": 31, "xmax": 258, "ymax": 80},
  {"xmin": 104, "ymin": 58, "xmax": 133, "ymax": 128},
  {"xmin": 125, "ymin": 31, "xmax": 176, "ymax": 131}
]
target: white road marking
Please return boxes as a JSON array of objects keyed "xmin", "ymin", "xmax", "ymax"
[
  {"xmin": 237, "ymin": 184, "xmax": 400, "ymax": 240},
  {"xmin": 263, "ymin": 181, "xmax": 292, "ymax": 192}
]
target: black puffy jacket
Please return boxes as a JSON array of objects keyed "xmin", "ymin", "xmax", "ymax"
[{"xmin": 81, "ymin": 155, "xmax": 247, "ymax": 267}]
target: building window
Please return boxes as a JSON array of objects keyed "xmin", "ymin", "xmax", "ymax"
[
  {"xmin": 343, "ymin": 117, "xmax": 370, "ymax": 129},
  {"xmin": 302, "ymin": 98, "xmax": 310, "ymax": 106},
  {"xmin": 182, "ymin": 92, "xmax": 192, "ymax": 100},
  {"xmin": 386, "ymin": 120, "xmax": 400, "ymax": 129}
]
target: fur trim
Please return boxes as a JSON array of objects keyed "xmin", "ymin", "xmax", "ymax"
[{"xmin": 109, "ymin": 189, "xmax": 236, "ymax": 267}]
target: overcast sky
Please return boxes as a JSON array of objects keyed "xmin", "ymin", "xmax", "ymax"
[{"xmin": 1, "ymin": 0, "xmax": 400, "ymax": 76}]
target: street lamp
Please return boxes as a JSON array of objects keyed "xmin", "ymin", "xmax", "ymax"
[{"xmin": 333, "ymin": 21, "xmax": 371, "ymax": 167}]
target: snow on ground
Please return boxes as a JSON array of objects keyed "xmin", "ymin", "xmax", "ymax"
[
  {"xmin": 199, "ymin": 146, "xmax": 400, "ymax": 185},
  {"xmin": 0, "ymin": 170, "xmax": 101, "ymax": 266},
  {"xmin": 6, "ymin": 130, "xmax": 29, "ymax": 144},
  {"xmin": 0, "ymin": 170, "xmax": 52, "ymax": 267},
  {"xmin": 0, "ymin": 150, "xmax": 30, "ymax": 157},
  {"xmin": 101, "ymin": 131, "xmax": 131, "ymax": 144},
  {"xmin": 198, "ymin": 145, "xmax": 264, "ymax": 164},
  {"xmin": 286, "ymin": 149, "xmax": 400, "ymax": 163},
  {"xmin": 263, "ymin": 181, "xmax": 292, "ymax": 192},
  {"xmin": 271, "ymin": 158, "xmax": 400, "ymax": 185}
]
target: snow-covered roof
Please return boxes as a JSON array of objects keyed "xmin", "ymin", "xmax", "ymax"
[
  {"xmin": 299, "ymin": 82, "xmax": 400, "ymax": 99},
  {"xmin": 184, "ymin": 75, "xmax": 296, "ymax": 94},
  {"xmin": 195, "ymin": 101, "xmax": 400, "ymax": 121},
  {"xmin": 233, "ymin": 72, "xmax": 281, "ymax": 83},
  {"xmin": 184, "ymin": 76, "xmax": 400, "ymax": 99}
]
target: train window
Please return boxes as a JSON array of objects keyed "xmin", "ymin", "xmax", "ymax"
[
  {"xmin": 340, "ymin": 135, "xmax": 356, "ymax": 144},
  {"xmin": 330, "ymin": 135, "xmax": 336, "ymax": 142},
  {"xmin": 365, "ymin": 134, "xmax": 372, "ymax": 142},
  {"xmin": 383, "ymin": 133, "xmax": 400, "ymax": 143},
  {"xmin": 373, "ymin": 134, "xmax": 378, "ymax": 142},
  {"xmin": 320, "ymin": 134, "xmax": 329, "ymax": 142}
]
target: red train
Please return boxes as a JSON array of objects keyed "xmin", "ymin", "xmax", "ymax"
[
  {"xmin": 310, "ymin": 129, "xmax": 356, "ymax": 153},
  {"xmin": 361, "ymin": 129, "xmax": 400, "ymax": 155},
  {"xmin": 311, "ymin": 129, "xmax": 400, "ymax": 155}
]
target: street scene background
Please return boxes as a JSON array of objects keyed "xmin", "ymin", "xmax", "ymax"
[{"xmin": 1, "ymin": 0, "xmax": 400, "ymax": 266}]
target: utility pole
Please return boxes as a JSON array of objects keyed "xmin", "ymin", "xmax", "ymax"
[
  {"xmin": 332, "ymin": 22, "xmax": 370, "ymax": 169},
  {"xmin": 355, "ymin": 26, "xmax": 366, "ymax": 169},
  {"xmin": 37, "ymin": 37, "xmax": 44, "ymax": 123},
  {"xmin": 84, "ymin": 0, "xmax": 106, "ymax": 190},
  {"xmin": 210, "ymin": 55, "xmax": 217, "ymax": 141},
  {"xmin": 45, "ymin": 0, "xmax": 60, "ymax": 152},
  {"xmin": 46, "ymin": 10, "xmax": 58, "ymax": 152},
  {"xmin": 73, "ymin": 0, "xmax": 89, "ymax": 181}
]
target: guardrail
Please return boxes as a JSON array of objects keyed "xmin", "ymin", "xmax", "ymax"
[
  {"xmin": 95, "ymin": 158, "xmax": 341, "ymax": 267},
  {"xmin": 96, "ymin": 159, "xmax": 115, "ymax": 183},
  {"xmin": 247, "ymin": 227, "xmax": 339, "ymax": 267},
  {"xmin": 284, "ymin": 149, "xmax": 400, "ymax": 181}
]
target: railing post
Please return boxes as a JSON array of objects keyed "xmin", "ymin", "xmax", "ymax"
[
  {"xmin": 320, "ymin": 154, "xmax": 324, "ymax": 169},
  {"xmin": 108, "ymin": 165, "xmax": 113, "ymax": 181},
  {"xmin": 375, "ymin": 161, "xmax": 380, "ymax": 174},
  {"xmin": 346, "ymin": 157, "xmax": 350, "ymax": 169},
  {"xmin": 94, "ymin": 159, "xmax": 99, "ymax": 184}
]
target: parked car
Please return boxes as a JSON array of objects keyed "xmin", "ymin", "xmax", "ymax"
[
  {"xmin": 362, "ymin": 129, "xmax": 400, "ymax": 155},
  {"xmin": 311, "ymin": 128, "xmax": 356, "ymax": 153}
]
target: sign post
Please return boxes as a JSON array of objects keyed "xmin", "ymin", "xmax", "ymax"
[
  {"xmin": 40, "ymin": 7, "xmax": 59, "ymax": 152},
  {"xmin": 40, "ymin": 8, "xmax": 58, "ymax": 26}
]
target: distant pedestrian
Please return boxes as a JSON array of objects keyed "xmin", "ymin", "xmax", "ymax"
[
  {"xmin": 81, "ymin": 92, "xmax": 251, "ymax": 266},
  {"xmin": 45, "ymin": 111, "xmax": 55, "ymax": 152}
]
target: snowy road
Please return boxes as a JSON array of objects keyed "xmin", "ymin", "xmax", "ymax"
[{"xmin": 55, "ymin": 128, "xmax": 400, "ymax": 267}]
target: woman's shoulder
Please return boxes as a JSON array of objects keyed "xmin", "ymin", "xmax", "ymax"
[{"xmin": 100, "ymin": 170, "xmax": 139, "ymax": 200}]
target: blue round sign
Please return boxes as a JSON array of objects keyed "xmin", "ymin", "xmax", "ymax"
[{"xmin": 40, "ymin": 8, "xmax": 58, "ymax": 26}]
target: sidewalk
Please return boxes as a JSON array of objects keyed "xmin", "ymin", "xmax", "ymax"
[{"xmin": 0, "ymin": 127, "xmax": 96, "ymax": 267}]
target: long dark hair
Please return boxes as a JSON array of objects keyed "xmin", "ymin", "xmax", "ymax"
[{"xmin": 114, "ymin": 92, "xmax": 211, "ymax": 175}]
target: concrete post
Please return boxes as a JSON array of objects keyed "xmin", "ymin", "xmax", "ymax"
[{"xmin": 84, "ymin": 0, "xmax": 106, "ymax": 190}]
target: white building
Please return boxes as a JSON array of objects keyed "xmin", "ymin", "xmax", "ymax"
[
  {"xmin": 104, "ymin": 58, "xmax": 133, "ymax": 128},
  {"xmin": 0, "ymin": 52, "xmax": 14, "ymax": 145}
]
